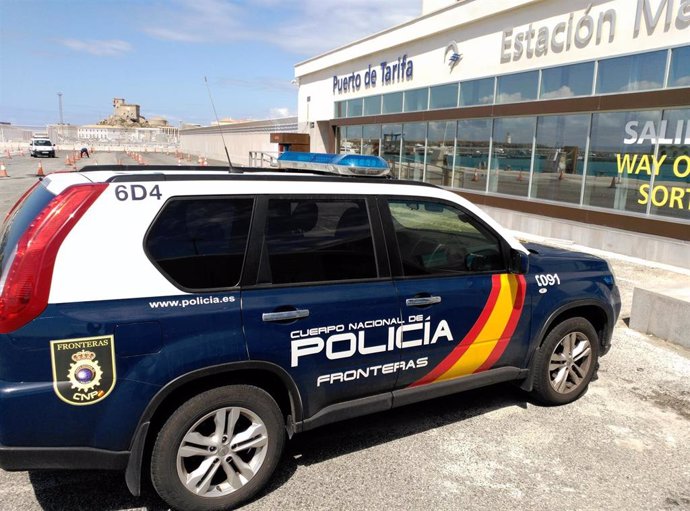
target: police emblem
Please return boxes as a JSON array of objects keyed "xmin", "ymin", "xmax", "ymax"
[{"xmin": 50, "ymin": 335, "xmax": 116, "ymax": 406}]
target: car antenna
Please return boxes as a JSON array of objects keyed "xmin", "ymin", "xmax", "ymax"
[{"xmin": 204, "ymin": 75, "xmax": 235, "ymax": 172}]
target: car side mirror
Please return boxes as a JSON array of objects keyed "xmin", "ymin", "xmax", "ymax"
[{"xmin": 509, "ymin": 249, "xmax": 529, "ymax": 274}]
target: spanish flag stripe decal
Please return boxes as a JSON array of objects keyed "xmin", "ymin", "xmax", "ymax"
[
  {"xmin": 410, "ymin": 274, "xmax": 502, "ymax": 387},
  {"xmin": 410, "ymin": 273, "xmax": 526, "ymax": 388},
  {"xmin": 475, "ymin": 274, "xmax": 526, "ymax": 373}
]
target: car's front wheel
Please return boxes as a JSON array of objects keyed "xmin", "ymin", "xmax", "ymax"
[
  {"xmin": 151, "ymin": 385, "xmax": 285, "ymax": 511},
  {"xmin": 530, "ymin": 317, "xmax": 600, "ymax": 405}
]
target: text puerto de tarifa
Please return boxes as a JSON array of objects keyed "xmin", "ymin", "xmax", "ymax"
[{"xmin": 333, "ymin": 55, "xmax": 413, "ymax": 94}]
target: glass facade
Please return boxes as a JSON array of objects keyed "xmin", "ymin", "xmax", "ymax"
[
  {"xmin": 460, "ymin": 77, "xmax": 494, "ymax": 106},
  {"xmin": 496, "ymin": 71, "xmax": 539, "ymax": 104},
  {"xmin": 430, "ymin": 83, "xmax": 458, "ymax": 109},
  {"xmin": 337, "ymin": 107, "xmax": 690, "ymax": 222},
  {"xmin": 404, "ymin": 88, "xmax": 428, "ymax": 112},
  {"xmin": 532, "ymin": 114, "xmax": 589, "ymax": 204},
  {"xmin": 541, "ymin": 62, "xmax": 594, "ymax": 99},
  {"xmin": 596, "ymin": 50, "xmax": 666, "ymax": 94},
  {"xmin": 336, "ymin": 46, "xmax": 689, "ymax": 119},
  {"xmin": 489, "ymin": 116, "xmax": 536, "ymax": 196},
  {"xmin": 333, "ymin": 45, "xmax": 690, "ymax": 223}
]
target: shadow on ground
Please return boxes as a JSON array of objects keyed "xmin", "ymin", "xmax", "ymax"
[{"xmin": 29, "ymin": 383, "xmax": 527, "ymax": 510}]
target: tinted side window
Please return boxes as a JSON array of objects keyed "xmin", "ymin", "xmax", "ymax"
[
  {"xmin": 264, "ymin": 198, "xmax": 377, "ymax": 284},
  {"xmin": 388, "ymin": 199, "xmax": 504, "ymax": 276},
  {"xmin": 146, "ymin": 198, "xmax": 253, "ymax": 289}
]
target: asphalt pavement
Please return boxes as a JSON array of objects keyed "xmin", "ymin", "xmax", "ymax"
[{"xmin": 0, "ymin": 152, "xmax": 689, "ymax": 511}]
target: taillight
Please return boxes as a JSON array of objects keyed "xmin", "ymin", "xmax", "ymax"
[{"xmin": 0, "ymin": 183, "xmax": 107, "ymax": 333}]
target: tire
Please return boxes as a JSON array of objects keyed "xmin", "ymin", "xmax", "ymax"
[
  {"xmin": 530, "ymin": 317, "xmax": 600, "ymax": 406},
  {"xmin": 151, "ymin": 385, "xmax": 285, "ymax": 511}
]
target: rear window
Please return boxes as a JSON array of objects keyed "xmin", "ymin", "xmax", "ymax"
[
  {"xmin": 145, "ymin": 197, "xmax": 254, "ymax": 290},
  {"xmin": 0, "ymin": 184, "xmax": 55, "ymax": 283}
]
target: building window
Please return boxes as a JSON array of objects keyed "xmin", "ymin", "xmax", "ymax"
[
  {"xmin": 496, "ymin": 71, "xmax": 539, "ymax": 104},
  {"xmin": 430, "ymin": 83, "xmax": 459, "ymax": 109},
  {"xmin": 651, "ymin": 108, "xmax": 690, "ymax": 222},
  {"xmin": 400, "ymin": 122, "xmax": 427, "ymax": 181},
  {"xmin": 382, "ymin": 92, "xmax": 403, "ymax": 114},
  {"xmin": 382, "ymin": 123, "xmax": 403, "ymax": 172},
  {"xmin": 583, "ymin": 110, "xmax": 660, "ymax": 215},
  {"xmin": 335, "ymin": 101, "xmax": 345, "ymax": 119},
  {"xmin": 540, "ymin": 62, "xmax": 594, "ymax": 99},
  {"xmin": 363, "ymin": 95, "xmax": 382, "ymax": 116},
  {"xmin": 347, "ymin": 98, "xmax": 363, "ymax": 117},
  {"xmin": 425, "ymin": 121, "xmax": 456, "ymax": 186},
  {"xmin": 404, "ymin": 88, "xmax": 429, "ymax": 112},
  {"xmin": 459, "ymin": 78, "xmax": 494, "ymax": 106},
  {"xmin": 340, "ymin": 125, "xmax": 362, "ymax": 153},
  {"xmin": 362, "ymin": 124, "xmax": 381, "ymax": 156},
  {"xmin": 454, "ymin": 119, "xmax": 492, "ymax": 192},
  {"xmin": 596, "ymin": 50, "xmax": 666, "ymax": 94},
  {"xmin": 489, "ymin": 116, "xmax": 536, "ymax": 197},
  {"xmin": 668, "ymin": 46, "xmax": 690, "ymax": 88},
  {"xmin": 532, "ymin": 114, "xmax": 590, "ymax": 204}
]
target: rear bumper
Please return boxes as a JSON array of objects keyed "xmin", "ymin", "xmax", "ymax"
[{"xmin": 0, "ymin": 445, "xmax": 128, "ymax": 471}]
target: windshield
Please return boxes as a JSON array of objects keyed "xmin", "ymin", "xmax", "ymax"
[{"xmin": 33, "ymin": 140, "xmax": 52, "ymax": 146}]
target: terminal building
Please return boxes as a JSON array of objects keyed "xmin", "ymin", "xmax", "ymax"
[{"xmin": 294, "ymin": 0, "xmax": 690, "ymax": 267}]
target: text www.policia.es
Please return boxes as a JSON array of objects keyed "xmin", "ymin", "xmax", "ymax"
[{"xmin": 148, "ymin": 295, "xmax": 236, "ymax": 309}]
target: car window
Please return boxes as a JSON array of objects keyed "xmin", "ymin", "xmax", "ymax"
[
  {"xmin": 263, "ymin": 198, "xmax": 377, "ymax": 284},
  {"xmin": 146, "ymin": 197, "xmax": 253, "ymax": 289},
  {"xmin": 387, "ymin": 199, "xmax": 505, "ymax": 276}
]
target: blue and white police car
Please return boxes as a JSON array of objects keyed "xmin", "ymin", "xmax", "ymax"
[{"xmin": 0, "ymin": 153, "xmax": 620, "ymax": 510}]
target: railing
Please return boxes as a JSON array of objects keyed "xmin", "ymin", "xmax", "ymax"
[{"xmin": 248, "ymin": 151, "xmax": 280, "ymax": 168}]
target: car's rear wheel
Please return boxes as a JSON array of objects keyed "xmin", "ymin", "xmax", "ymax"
[
  {"xmin": 530, "ymin": 317, "xmax": 599, "ymax": 405},
  {"xmin": 151, "ymin": 385, "xmax": 285, "ymax": 511}
]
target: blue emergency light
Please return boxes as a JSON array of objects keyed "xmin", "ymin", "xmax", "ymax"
[{"xmin": 277, "ymin": 152, "xmax": 390, "ymax": 177}]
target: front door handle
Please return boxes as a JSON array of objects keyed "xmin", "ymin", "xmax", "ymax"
[
  {"xmin": 262, "ymin": 309, "xmax": 310, "ymax": 322},
  {"xmin": 406, "ymin": 296, "xmax": 442, "ymax": 307}
]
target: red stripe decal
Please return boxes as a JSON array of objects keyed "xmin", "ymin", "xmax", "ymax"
[
  {"xmin": 475, "ymin": 275, "xmax": 526, "ymax": 373},
  {"xmin": 410, "ymin": 274, "xmax": 502, "ymax": 387}
]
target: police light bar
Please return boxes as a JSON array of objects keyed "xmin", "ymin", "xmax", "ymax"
[{"xmin": 277, "ymin": 152, "xmax": 390, "ymax": 177}]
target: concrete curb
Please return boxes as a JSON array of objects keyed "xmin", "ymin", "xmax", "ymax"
[{"xmin": 629, "ymin": 285, "xmax": 690, "ymax": 349}]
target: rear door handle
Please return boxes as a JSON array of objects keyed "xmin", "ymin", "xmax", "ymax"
[
  {"xmin": 406, "ymin": 296, "xmax": 442, "ymax": 307},
  {"xmin": 262, "ymin": 309, "xmax": 310, "ymax": 322}
]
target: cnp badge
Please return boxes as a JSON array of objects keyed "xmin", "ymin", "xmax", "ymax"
[{"xmin": 50, "ymin": 335, "xmax": 116, "ymax": 406}]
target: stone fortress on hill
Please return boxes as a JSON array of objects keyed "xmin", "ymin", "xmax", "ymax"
[{"xmin": 98, "ymin": 98, "xmax": 169, "ymax": 128}]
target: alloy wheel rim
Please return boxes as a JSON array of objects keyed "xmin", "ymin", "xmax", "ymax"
[
  {"xmin": 548, "ymin": 332, "xmax": 592, "ymax": 394},
  {"xmin": 176, "ymin": 406, "xmax": 268, "ymax": 498}
]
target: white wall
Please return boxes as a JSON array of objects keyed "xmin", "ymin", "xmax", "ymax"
[{"xmin": 179, "ymin": 132, "xmax": 280, "ymax": 166}]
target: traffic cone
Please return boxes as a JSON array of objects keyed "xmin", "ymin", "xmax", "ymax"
[
  {"xmin": 177, "ymin": 158, "xmax": 182, "ymax": 166},
  {"xmin": 36, "ymin": 161, "xmax": 45, "ymax": 177},
  {"xmin": 5, "ymin": 149, "xmax": 11, "ymax": 159},
  {"xmin": 197, "ymin": 155, "xmax": 203, "ymax": 164},
  {"xmin": 65, "ymin": 156, "xmax": 71, "ymax": 165},
  {"xmin": 516, "ymin": 170, "xmax": 523, "ymax": 182},
  {"xmin": 472, "ymin": 169, "xmax": 479, "ymax": 182},
  {"xmin": 0, "ymin": 162, "xmax": 8, "ymax": 177},
  {"xmin": 202, "ymin": 157, "xmax": 208, "ymax": 167},
  {"xmin": 608, "ymin": 175, "xmax": 618, "ymax": 188}
]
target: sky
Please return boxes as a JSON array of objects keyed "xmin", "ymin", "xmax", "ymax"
[{"xmin": 0, "ymin": 0, "xmax": 419, "ymax": 127}]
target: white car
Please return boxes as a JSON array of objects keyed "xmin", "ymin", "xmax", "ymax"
[{"xmin": 29, "ymin": 138, "xmax": 56, "ymax": 157}]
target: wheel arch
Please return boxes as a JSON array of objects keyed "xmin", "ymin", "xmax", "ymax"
[
  {"xmin": 521, "ymin": 299, "xmax": 613, "ymax": 391},
  {"xmin": 124, "ymin": 361, "xmax": 302, "ymax": 496}
]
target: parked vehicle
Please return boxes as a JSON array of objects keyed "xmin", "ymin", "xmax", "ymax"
[
  {"xmin": 0, "ymin": 153, "xmax": 620, "ymax": 510},
  {"xmin": 29, "ymin": 137, "xmax": 56, "ymax": 157}
]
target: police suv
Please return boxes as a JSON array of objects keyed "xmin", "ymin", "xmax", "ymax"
[{"xmin": 0, "ymin": 153, "xmax": 620, "ymax": 510}]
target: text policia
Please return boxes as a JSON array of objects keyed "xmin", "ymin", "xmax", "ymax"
[{"xmin": 619, "ymin": 119, "xmax": 690, "ymax": 210}]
